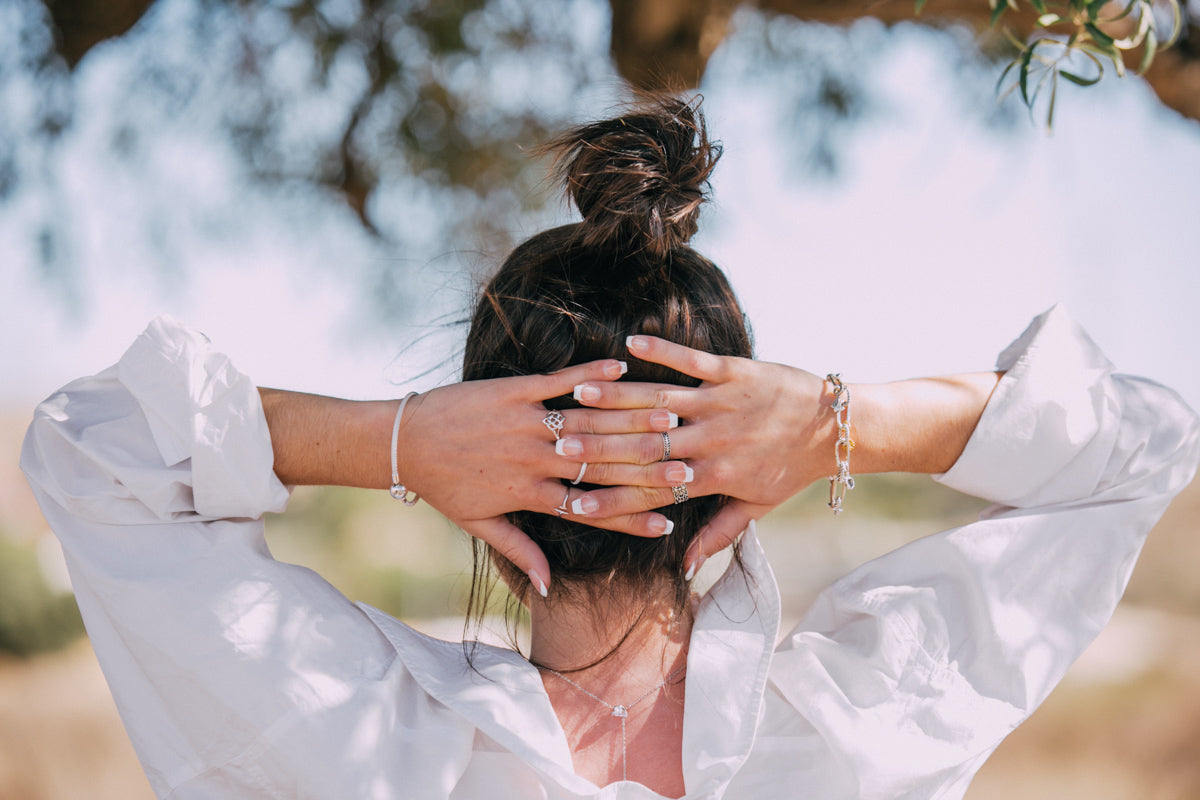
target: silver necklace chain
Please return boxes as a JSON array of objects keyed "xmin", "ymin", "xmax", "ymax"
[{"xmin": 544, "ymin": 663, "xmax": 687, "ymax": 783}]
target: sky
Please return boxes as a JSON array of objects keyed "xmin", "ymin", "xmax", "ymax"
[{"xmin": 1, "ymin": 11, "xmax": 1198, "ymax": 416}]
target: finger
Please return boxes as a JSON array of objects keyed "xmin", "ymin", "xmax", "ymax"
[
  {"xmin": 527, "ymin": 358, "xmax": 629, "ymax": 400},
  {"xmin": 683, "ymin": 500, "xmax": 769, "ymax": 579},
  {"xmin": 554, "ymin": 431, "xmax": 682, "ymax": 465},
  {"xmin": 561, "ymin": 407, "xmax": 680, "ymax": 435},
  {"xmin": 570, "ymin": 380, "xmax": 695, "ymax": 412},
  {"xmin": 460, "ymin": 516, "xmax": 552, "ymax": 598},
  {"xmin": 626, "ymin": 335, "xmax": 732, "ymax": 382},
  {"xmin": 567, "ymin": 484, "xmax": 678, "ymax": 519},
  {"xmin": 578, "ymin": 510, "xmax": 676, "ymax": 538},
  {"xmin": 557, "ymin": 459, "xmax": 695, "ymax": 488},
  {"xmin": 531, "ymin": 480, "xmax": 675, "ymax": 536}
]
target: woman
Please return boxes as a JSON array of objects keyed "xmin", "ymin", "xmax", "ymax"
[{"xmin": 21, "ymin": 98, "xmax": 1200, "ymax": 799}]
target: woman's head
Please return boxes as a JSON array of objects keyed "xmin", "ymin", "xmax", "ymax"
[{"xmin": 463, "ymin": 95, "xmax": 752, "ymax": 618}]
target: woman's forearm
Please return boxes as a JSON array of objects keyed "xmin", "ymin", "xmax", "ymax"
[
  {"xmin": 849, "ymin": 372, "xmax": 1004, "ymax": 476},
  {"xmin": 258, "ymin": 388, "xmax": 396, "ymax": 488}
]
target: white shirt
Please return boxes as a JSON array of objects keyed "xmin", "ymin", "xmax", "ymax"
[{"xmin": 21, "ymin": 306, "xmax": 1199, "ymax": 800}]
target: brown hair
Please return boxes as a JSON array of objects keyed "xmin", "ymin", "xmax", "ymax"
[{"xmin": 461, "ymin": 96, "xmax": 753, "ymax": 658}]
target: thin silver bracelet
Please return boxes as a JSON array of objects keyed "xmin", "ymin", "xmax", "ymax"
[
  {"xmin": 826, "ymin": 374, "xmax": 854, "ymax": 515},
  {"xmin": 389, "ymin": 392, "xmax": 420, "ymax": 505}
]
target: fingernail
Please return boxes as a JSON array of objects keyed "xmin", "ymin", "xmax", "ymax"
[
  {"xmin": 666, "ymin": 464, "xmax": 694, "ymax": 483},
  {"xmin": 617, "ymin": 360, "xmax": 628, "ymax": 376},
  {"xmin": 573, "ymin": 384, "xmax": 601, "ymax": 403},
  {"xmin": 571, "ymin": 496, "xmax": 599, "ymax": 515},
  {"xmin": 684, "ymin": 559, "xmax": 700, "ymax": 581},
  {"xmin": 651, "ymin": 410, "xmax": 679, "ymax": 430},
  {"xmin": 531, "ymin": 573, "xmax": 548, "ymax": 598},
  {"xmin": 626, "ymin": 335, "xmax": 648, "ymax": 354},
  {"xmin": 653, "ymin": 517, "xmax": 674, "ymax": 536},
  {"xmin": 556, "ymin": 438, "xmax": 583, "ymax": 456}
]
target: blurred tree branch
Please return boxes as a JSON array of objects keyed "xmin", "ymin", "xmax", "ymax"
[
  {"xmin": 37, "ymin": 0, "xmax": 1199, "ymax": 230},
  {"xmin": 6, "ymin": 0, "xmax": 1193, "ymax": 322}
]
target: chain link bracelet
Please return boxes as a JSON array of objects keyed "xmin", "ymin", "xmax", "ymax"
[{"xmin": 826, "ymin": 374, "xmax": 855, "ymax": 515}]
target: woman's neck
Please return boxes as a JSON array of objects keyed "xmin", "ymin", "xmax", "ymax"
[
  {"xmin": 527, "ymin": 589, "xmax": 693, "ymax": 680},
  {"xmin": 528, "ymin": 588, "xmax": 693, "ymax": 796}
]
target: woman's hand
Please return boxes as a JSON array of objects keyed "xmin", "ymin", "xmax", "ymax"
[
  {"xmin": 262, "ymin": 358, "xmax": 690, "ymax": 596},
  {"xmin": 562, "ymin": 336, "xmax": 1002, "ymax": 576},
  {"xmin": 561, "ymin": 337, "xmax": 838, "ymax": 575}
]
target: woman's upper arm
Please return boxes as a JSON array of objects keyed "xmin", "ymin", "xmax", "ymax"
[
  {"xmin": 20, "ymin": 316, "xmax": 398, "ymax": 794},
  {"xmin": 768, "ymin": 306, "xmax": 1200, "ymax": 793}
]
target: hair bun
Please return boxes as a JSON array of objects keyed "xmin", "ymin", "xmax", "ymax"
[{"xmin": 543, "ymin": 95, "xmax": 721, "ymax": 260}]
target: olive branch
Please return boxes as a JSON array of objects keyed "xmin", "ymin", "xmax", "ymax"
[{"xmin": 918, "ymin": 0, "xmax": 1185, "ymax": 126}]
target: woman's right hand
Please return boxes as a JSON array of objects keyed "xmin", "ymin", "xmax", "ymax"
[
  {"xmin": 561, "ymin": 336, "xmax": 839, "ymax": 574},
  {"xmin": 563, "ymin": 335, "xmax": 1001, "ymax": 576}
]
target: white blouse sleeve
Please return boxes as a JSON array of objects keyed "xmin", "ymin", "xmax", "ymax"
[
  {"xmin": 769, "ymin": 306, "xmax": 1200, "ymax": 799},
  {"xmin": 20, "ymin": 317, "xmax": 404, "ymax": 796}
]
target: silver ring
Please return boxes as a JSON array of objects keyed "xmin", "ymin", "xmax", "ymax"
[
  {"xmin": 660, "ymin": 431, "xmax": 671, "ymax": 462},
  {"xmin": 543, "ymin": 411, "xmax": 565, "ymax": 440},
  {"xmin": 571, "ymin": 462, "xmax": 588, "ymax": 485},
  {"xmin": 671, "ymin": 484, "xmax": 688, "ymax": 504},
  {"xmin": 554, "ymin": 488, "xmax": 571, "ymax": 516}
]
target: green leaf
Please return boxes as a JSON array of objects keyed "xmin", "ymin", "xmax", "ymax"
[
  {"xmin": 996, "ymin": 57, "xmax": 1020, "ymax": 93},
  {"xmin": 991, "ymin": 1, "xmax": 1009, "ymax": 25},
  {"xmin": 1019, "ymin": 44, "xmax": 1035, "ymax": 104},
  {"xmin": 1086, "ymin": 23, "xmax": 1115, "ymax": 47},
  {"xmin": 1165, "ymin": 0, "xmax": 1183, "ymax": 46},
  {"xmin": 1037, "ymin": 13, "xmax": 1067, "ymax": 26},
  {"xmin": 1059, "ymin": 67, "xmax": 1102, "ymax": 85},
  {"xmin": 915, "ymin": 0, "xmax": 930, "ymax": 14},
  {"xmin": 1100, "ymin": 0, "xmax": 1139, "ymax": 23},
  {"xmin": 1030, "ymin": 0, "xmax": 1046, "ymax": 12},
  {"xmin": 1138, "ymin": 27, "xmax": 1158, "ymax": 73},
  {"xmin": 1113, "ymin": 6, "xmax": 1151, "ymax": 49},
  {"xmin": 1047, "ymin": 70, "xmax": 1059, "ymax": 129}
]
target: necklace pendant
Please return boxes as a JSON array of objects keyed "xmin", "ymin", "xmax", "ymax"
[{"xmin": 611, "ymin": 705, "xmax": 628, "ymax": 718}]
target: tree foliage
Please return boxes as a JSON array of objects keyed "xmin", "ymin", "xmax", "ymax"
[{"xmin": 1, "ymin": 0, "xmax": 1196, "ymax": 318}]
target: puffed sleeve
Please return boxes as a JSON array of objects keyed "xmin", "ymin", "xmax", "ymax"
[
  {"xmin": 768, "ymin": 306, "xmax": 1200, "ymax": 800},
  {"xmin": 20, "ymin": 317, "xmax": 405, "ymax": 796}
]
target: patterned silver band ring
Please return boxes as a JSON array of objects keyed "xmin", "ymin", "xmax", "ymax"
[
  {"xmin": 660, "ymin": 432, "xmax": 671, "ymax": 462},
  {"xmin": 571, "ymin": 462, "xmax": 588, "ymax": 485},
  {"xmin": 671, "ymin": 484, "xmax": 688, "ymax": 504}
]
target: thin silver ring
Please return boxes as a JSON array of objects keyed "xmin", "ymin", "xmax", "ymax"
[
  {"xmin": 660, "ymin": 432, "xmax": 671, "ymax": 462},
  {"xmin": 543, "ymin": 411, "xmax": 565, "ymax": 441},
  {"xmin": 554, "ymin": 488, "xmax": 571, "ymax": 516},
  {"xmin": 571, "ymin": 462, "xmax": 588, "ymax": 485},
  {"xmin": 671, "ymin": 484, "xmax": 688, "ymax": 504}
]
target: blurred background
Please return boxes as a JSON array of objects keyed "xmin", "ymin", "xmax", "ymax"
[{"xmin": 1, "ymin": 0, "xmax": 1198, "ymax": 797}]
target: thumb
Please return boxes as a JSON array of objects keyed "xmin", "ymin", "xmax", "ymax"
[
  {"xmin": 683, "ymin": 500, "xmax": 767, "ymax": 580},
  {"xmin": 460, "ymin": 516, "xmax": 552, "ymax": 599}
]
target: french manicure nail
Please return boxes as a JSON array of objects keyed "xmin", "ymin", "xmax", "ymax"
[
  {"xmin": 533, "ymin": 574, "xmax": 548, "ymax": 598},
  {"xmin": 666, "ymin": 464, "xmax": 695, "ymax": 483},
  {"xmin": 573, "ymin": 384, "xmax": 601, "ymax": 403},
  {"xmin": 571, "ymin": 496, "xmax": 599, "ymax": 515},
  {"xmin": 684, "ymin": 561, "xmax": 698, "ymax": 581},
  {"xmin": 556, "ymin": 438, "xmax": 583, "ymax": 456},
  {"xmin": 657, "ymin": 518, "xmax": 674, "ymax": 536},
  {"xmin": 651, "ymin": 410, "xmax": 680, "ymax": 430},
  {"xmin": 617, "ymin": 360, "xmax": 628, "ymax": 375},
  {"xmin": 626, "ymin": 335, "xmax": 648, "ymax": 354}
]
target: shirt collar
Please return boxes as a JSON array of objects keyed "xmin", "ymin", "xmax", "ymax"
[{"xmin": 361, "ymin": 523, "xmax": 781, "ymax": 798}]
